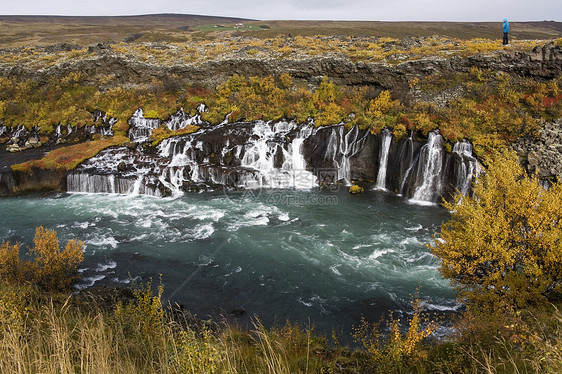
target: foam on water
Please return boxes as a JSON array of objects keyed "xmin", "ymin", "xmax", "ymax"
[
  {"xmin": 368, "ymin": 248, "xmax": 393, "ymax": 260},
  {"xmin": 190, "ymin": 224, "xmax": 215, "ymax": 240},
  {"xmin": 0, "ymin": 189, "xmax": 454, "ymax": 338},
  {"xmin": 87, "ymin": 236, "xmax": 119, "ymax": 249},
  {"xmin": 75, "ymin": 275, "xmax": 106, "ymax": 290},
  {"xmin": 405, "ymin": 224, "xmax": 423, "ymax": 231},
  {"xmin": 95, "ymin": 260, "xmax": 117, "ymax": 272}
]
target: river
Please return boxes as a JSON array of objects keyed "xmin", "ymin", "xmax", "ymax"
[{"xmin": 0, "ymin": 187, "xmax": 455, "ymax": 337}]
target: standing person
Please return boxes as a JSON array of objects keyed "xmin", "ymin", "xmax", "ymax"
[{"xmin": 503, "ymin": 18, "xmax": 510, "ymax": 45}]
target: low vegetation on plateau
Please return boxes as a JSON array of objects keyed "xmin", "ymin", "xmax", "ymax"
[{"xmin": 1, "ymin": 150, "xmax": 561, "ymax": 373}]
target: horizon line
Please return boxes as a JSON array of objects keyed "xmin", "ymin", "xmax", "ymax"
[{"xmin": 0, "ymin": 13, "xmax": 559, "ymax": 23}]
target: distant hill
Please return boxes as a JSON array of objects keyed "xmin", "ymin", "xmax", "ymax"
[
  {"xmin": 0, "ymin": 13, "xmax": 253, "ymax": 25},
  {"xmin": 0, "ymin": 14, "xmax": 559, "ymax": 47},
  {"xmin": 0, "ymin": 14, "xmax": 254, "ymax": 46}
]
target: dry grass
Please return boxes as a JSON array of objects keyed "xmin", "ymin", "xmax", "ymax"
[
  {"xmin": 1, "ymin": 273, "xmax": 561, "ymax": 374},
  {"xmin": 11, "ymin": 135, "xmax": 128, "ymax": 172},
  {"xmin": 150, "ymin": 125, "xmax": 200, "ymax": 146},
  {"xmin": 0, "ymin": 15, "xmax": 559, "ymax": 47},
  {"xmin": 0, "ymin": 282, "xmax": 329, "ymax": 374}
]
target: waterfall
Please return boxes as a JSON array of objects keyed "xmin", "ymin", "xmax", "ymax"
[
  {"xmin": 152, "ymin": 120, "xmax": 318, "ymax": 195},
  {"xmin": 374, "ymin": 128, "xmax": 392, "ymax": 190},
  {"xmin": 397, "ymin": 133, "xmax": 415, "ymax": 195},
  {"xmin": 452, "ymin": 140, "xmax": 481, "ymax": 195},
  {"xmin": 12, "ymin": 125, "xmax": 28, "ymax": 138},
  {"xmin": 127, "ymin": 107, "xmax": 206, "ymax": 144},
  {"xmin": 128, "ymin": 109, "xmax": 161, "ymax": 143},
  {"xmin": 282, "ymin": 126, "xmax": 318, "ymax": 189},
  {"xmin": 165, "ymin": 106, "xmax": 204, "ymax": 131},
  {"xmin": 410, "ymin": 131, "xmax": 444, "ymax": 204},
  {"xmin": 221, "ymin": 121, "xmax": 316, "ymax": 189},
  {"xmin": 323, "ymin": 125, "xmax": 369, "ymax": 185},
  {"xmin": 67, "ymin": 172, "xmax": 161, "ymax": 196},
  {"xmin": 0, "ymin": 126, "xmax": 6, "ymax": 136},
  {"xmin": 63, "ymin": 112, "xmax": 480, "ymax": 202},
  {"xmin": 101, "ymin": 118, "xmax": 115, "ymax": 137},
  {"xmin": 66, "ymin": 146, "xmax": 163, "ymax": 196}
]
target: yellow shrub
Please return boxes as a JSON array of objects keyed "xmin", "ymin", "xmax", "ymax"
[
  {"xmin": 143, "ymin": 109, "xmax": 160, "ymax": 119},
  {"xmin": 353, "ymin": 294, "xmax": 436, "ymax": 367},
  {"xmin": 173, "ymin": 327, "xmax": 219, "ymax": 374},
  {"xmin": 115, "ymin": 278, "xmax": 164, "ymax": 336},
  {"xmin": 349, "ymin": 185, "xmax": 364, "ymax": 194},
  {"xmin": 0, "ymin": 227, "xmax": 84, "ymax": 291},
  {"xmin": 430, "ymin": 150, "xmax": 562, "ymax": 308},
  {"xmin": 0, "ymin": 241, "xmax": 22, "ymax": 283},
  {"xmin": 278, "ymin": 73, "xmax": 294, "ymax": 89},
  {"xmin": 28, "ymin": 227, "xmax": 84, "ymax": 291}
]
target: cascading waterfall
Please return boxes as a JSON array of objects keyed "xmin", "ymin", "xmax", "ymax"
[
  {"xmin": 452, "ymin": 140, "xmax": 481, "ymax": 195},
  {"xmin": 12, "ymin": 125, "xmax": 28, "ymax": 138},
  {"xmin": 66, "ymin": 149, "xmax": 162, "ymax": 196},
  {"xmin": 165, "ymin": 105, "xmax": 205, "ymax": 131},
  {"xmin": 374, "ymin": 128, "xmax": 392, "ymax": 190},
  {"xmin": 323, "ymin": 125, "xmax": 369, "ymax": 185},
  {"xmin": 410, "ymin": 131, "xmax": 444, "ymax": 204},
  {"xmin": 128, "ymin": 109, "xmax": 161, "ymax": 143},
  {"xmin": 398, "ymin": 133, "xmax": 415, "ymax": 195},
  {"xmin": 101, "ymin": 118, "xmax": 116, "ymax": 137},
  {"xmin": 63, "ymin": 109, "xmax": 480, "ymax": 204},
  {"xmin": 282, "ymin": 125, "xmax": 318, "ymax": 189},
  {"xmin": 156, "ymin": 120, "xmax": 317, "ymax": 194}
]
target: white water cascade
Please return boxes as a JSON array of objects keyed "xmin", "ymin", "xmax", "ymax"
[
  {"xmin": 323, "ymin": 125, "xmax": 369, "ymax": 185},
  {"xmin": 12, "ymin": 125, "xmax": 28, "ymax": 138},
  {"xmin": 165, "ymin": 105, "xmax": 205, "ymax": 131},
  {"xmin": 66, "ymin": 149, "xmax": 162, "ymax": 196},
  {"xmin": 374, "ymin": 128, "xmax": 392, "ymax": 190},
  {"xmin": 452, "ymin": 140, "xmax": 481, "ymax": 195},
  {"xmin": 128, "ymin": 109, "xmax": 162, "ymax": 143},
  {"xmin": 157, "ymin": 120, "xmax": 318, "ymax": 194},
  {"xmin": 63, "ymin": 115, "xmax": 481, "ymax": 204},
  {"xmin": 398, "ymin": 134, "xmax": 415, "ymax": 195},
  {"xmin": 410, "ymin": 131, "xmax": 444, "ymax": 204}
]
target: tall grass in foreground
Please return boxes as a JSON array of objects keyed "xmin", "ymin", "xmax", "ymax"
[
  {"xmin": 0, "ymin": 281, "xmax": 333, "ymax": 374},
  {"xmin": 1, "ymin": 282, "xmax": 561, "ymax": 373}
]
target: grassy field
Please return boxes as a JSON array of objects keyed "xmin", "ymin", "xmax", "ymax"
[{"xmin": 0, "ymin": 14, "xmax": 560, "ymax": 47}]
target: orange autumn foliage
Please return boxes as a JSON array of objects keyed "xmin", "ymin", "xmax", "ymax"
[{"xmin": 0, "ymin": 227, "xmax": 84, "ymax": 291}]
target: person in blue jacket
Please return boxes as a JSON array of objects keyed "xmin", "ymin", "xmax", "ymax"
[{"xmin": 503, "ymin": 18, "xmax": 510, "ymax": 45}]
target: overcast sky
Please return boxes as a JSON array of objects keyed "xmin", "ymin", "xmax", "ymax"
[{"xmin": 1, "ymin": 0, "xmax": 560, "ymax": 22}]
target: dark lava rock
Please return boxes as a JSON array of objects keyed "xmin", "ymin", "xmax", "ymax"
[
  {"xmin": 117, "ymin": 161, "xmax": 127, "ymax": 172},
  {"xmin": 229, "ymin": 308, "xmax": 246, "ymax": 316}
]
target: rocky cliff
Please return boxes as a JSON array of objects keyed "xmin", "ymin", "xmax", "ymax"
[{"xmin": 1, "ymin": 42, "xmax": 561, "ymax": 94}]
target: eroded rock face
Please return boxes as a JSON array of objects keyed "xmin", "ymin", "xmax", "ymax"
[
  {"xmin": 1, "ymin": 43, "xmax": 561, "ymax": 93},
  {"xmin": 513, "ymin": 119, "xmax": 562, "ymax": 179}
]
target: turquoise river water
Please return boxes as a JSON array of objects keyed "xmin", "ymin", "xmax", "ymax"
[{"xmin": 0, "ymin": 189, "xmax": 455, "ymax": 336}]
